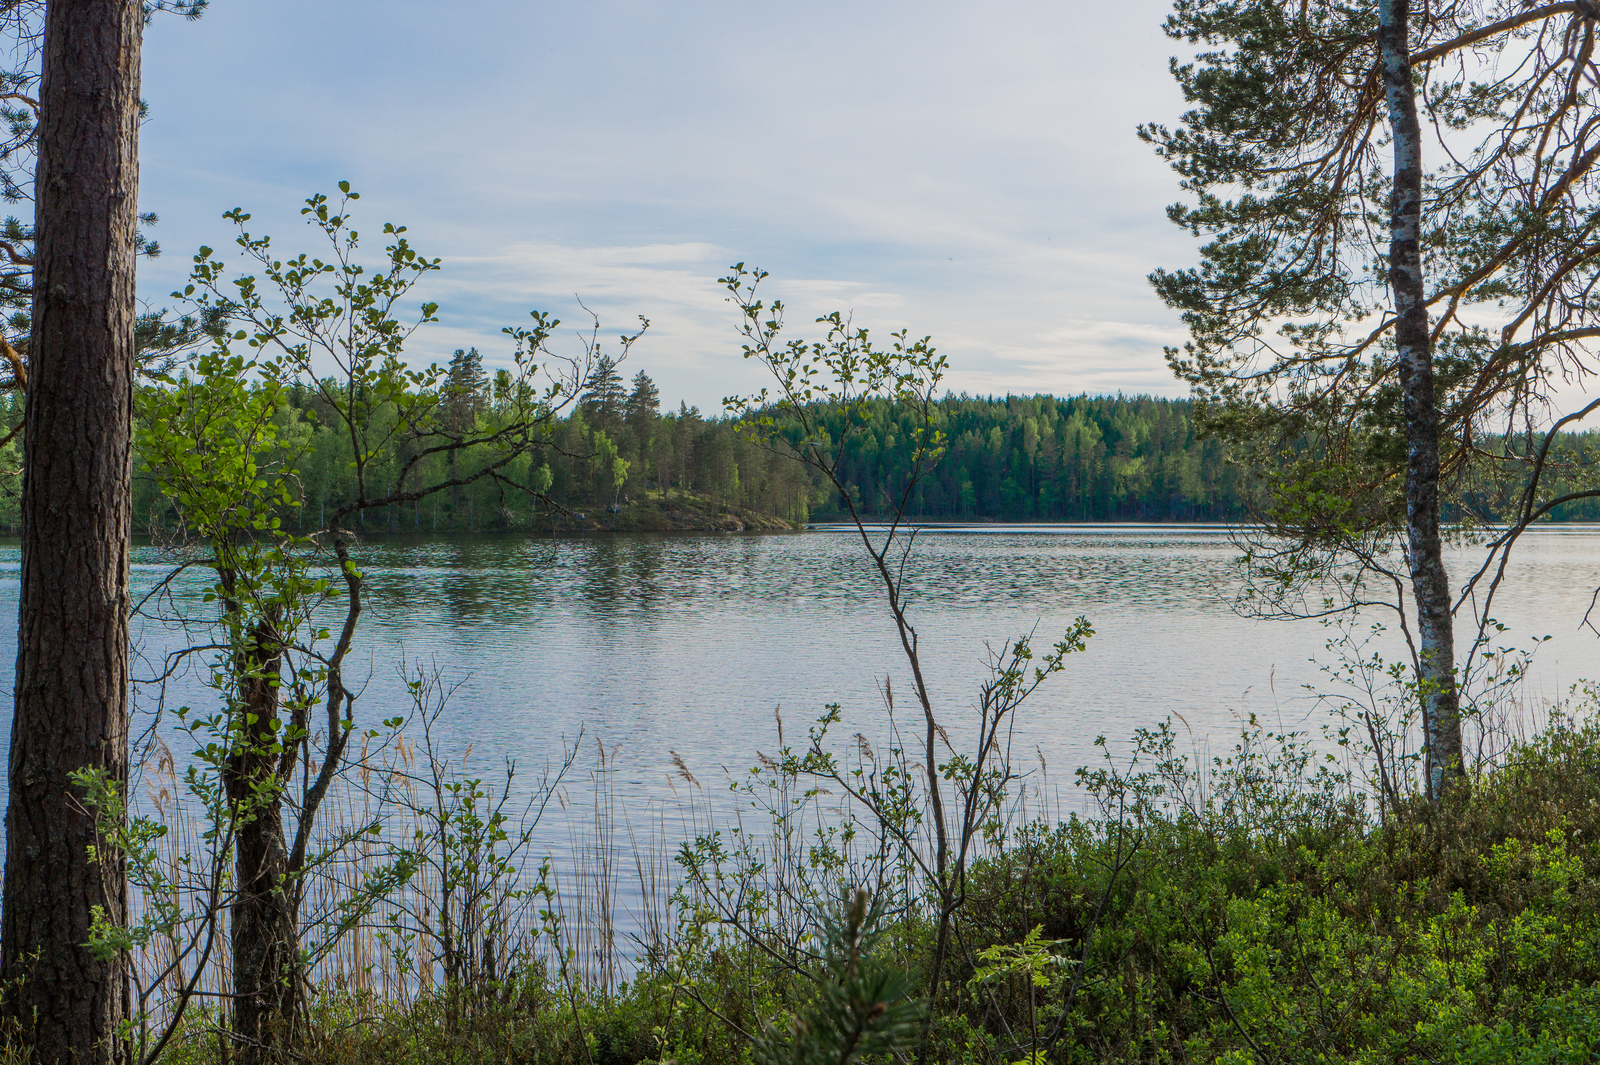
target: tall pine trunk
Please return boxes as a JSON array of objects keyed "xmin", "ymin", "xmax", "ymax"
[
  {"xmin": 1379, "ymin": 0, "xmax": 1463, "ymax": 797},
  {"xmin": 0, "ymin": 2, "xmax": 141, "ymax": 1062},
  {"xmin": 1, "ymin": 2, "xmax": 141, "ymax": 1055}
]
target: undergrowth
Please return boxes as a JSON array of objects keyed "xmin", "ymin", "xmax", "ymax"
[{"xmin": 116, "ymin": 701, "xmax": 1600, "ymax": 1064}]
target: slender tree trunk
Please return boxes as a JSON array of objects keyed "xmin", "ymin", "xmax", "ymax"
[
  {"xmin": 1, "ymin": 2, "xmax": 141, "ymax": 1062},
  {"xmin": 1380, "ymin": 0, "xmax": 1463, "ymax": 798},
  {"xmin": 449, "ymin": 447, "xmax": 459, "ymax": 529},
  {"xmin": 223, "ymin": 616, "xmax": 298, "ymax": 1065},
  {"xmin": 527, "ymin": 461, "xmax": 538, "ymax": 532}
]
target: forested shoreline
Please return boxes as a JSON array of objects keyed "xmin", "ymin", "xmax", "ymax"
[
  {"xmin": 0, "ymin": 366, "xmax": 1253, "ymax": 533},
  {"xmin": 0, "ymin": 358, "xmax": 1593, "ymax": 535}
]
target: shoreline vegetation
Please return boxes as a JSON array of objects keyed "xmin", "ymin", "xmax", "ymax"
[
  {"xmin": 104, "ymin": 379, "xmax": 1600, "ymax": 539},
  {"xmin": 0, "ymin": 377, "xmax": 1593, "ymax": 536},
  {"xmin": 13, "ymin": 0, "xmax": 1600, "ymax": 1058},
  {"xmin": 51, "ymin": 247, "xmax": 1597, "ymax": 1065},
  {"xmin": 78, "ymin": 686, "xmax": 1600, "ymax": 1065}
]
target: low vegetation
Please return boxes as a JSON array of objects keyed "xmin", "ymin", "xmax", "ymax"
[
  {"xmin": 33, "ymin": 237, "xmax": 1598, "ymax": 1065},
  {"xmin": 87, "ymin": 696, "xmax": 1600, "ymax": 1065}
]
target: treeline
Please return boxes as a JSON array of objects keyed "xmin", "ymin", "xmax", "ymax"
[
  {"xmin": 0, "ymin": 354, "xmax": 1595, "ymax": 534},
  {"xmin": 806, "ymin": 391, "xmax": 1245, "ymax": 521},
  {"xmin": 125, "ymin": 352, "xmax": 1256, "ymax": 533},
  {"xmin": 1473, "ymin": 435, "xmax": 1600, "ymax": 522},
  {"xmin": 545, "ymin": 361, "xmax": 1254, "ymax": 526}
]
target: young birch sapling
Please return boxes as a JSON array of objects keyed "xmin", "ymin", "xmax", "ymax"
[
  {"xmin": 82, "ymin": 185, "xmax": 641, "ymax": 1063},
  {"xmin": 719, "ymin": 265, "xmax": 1092, "ymax": 1060}
]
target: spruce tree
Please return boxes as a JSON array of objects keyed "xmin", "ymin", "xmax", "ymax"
[
  {"xmin": 581, "ymin": 353, "xmax": 625, "ymax": 433},
  {"xmin": 625, "ymin": 368, "xmax": 659, "ymax": 446}
]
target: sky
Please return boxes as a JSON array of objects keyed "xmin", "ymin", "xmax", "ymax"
[{"xmin": 135, "ymin": 1, "xmax": 1198, "ymax": 412}]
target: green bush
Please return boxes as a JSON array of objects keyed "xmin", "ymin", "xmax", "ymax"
[
  {"xmin": 945, "ymin": 713, "xmax": 1600, "ymax": 1063},
  {"xmin": 112, "ymin": 711, "xmax": 1600, "ymax": 1064}
]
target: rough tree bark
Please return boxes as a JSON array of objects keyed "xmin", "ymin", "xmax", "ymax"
[
  {"xmin": 222, "ymin": 612, "xmax": 299, "ymax": 1065},
  {"xmin": 0, "ymin": 0, "xmax": 142, "ymax": 1062},
  {"xmin": 1379, "ymin": 0, "xmax": 1464, "ymax": 797}
]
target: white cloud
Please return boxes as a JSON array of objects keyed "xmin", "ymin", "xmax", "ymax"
[{"xmin": 136, "ymin": 0, "xmax": 1202, "ymax": 409}]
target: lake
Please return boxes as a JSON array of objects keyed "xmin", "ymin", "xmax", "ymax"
[{"xmin": 0, "ymin": 525, "xmax": 1596, "ymax": 849}]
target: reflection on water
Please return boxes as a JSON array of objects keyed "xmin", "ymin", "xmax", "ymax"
[{"xmin": 0, "ymin": 526, "xmax": 1595, "ymax": 834}]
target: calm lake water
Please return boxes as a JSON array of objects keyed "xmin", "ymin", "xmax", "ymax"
[{"xmin": 0, "ymin": 525, "xmax": 1596, "ymax": 839}]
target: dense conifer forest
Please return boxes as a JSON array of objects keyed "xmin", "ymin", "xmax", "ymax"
[
  {"xmin": 0, "ymin": 358, "xmax": 1253, "ymax": 533},
  {"xmin": 0, "ymin": 354, "xmax": 1591, "ymax": 534},
  {"xmin": 150, "ymin": 369, "xmax": 1248, "ymax": 531}
]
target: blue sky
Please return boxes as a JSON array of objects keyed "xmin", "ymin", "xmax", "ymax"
[{"xmin": 137, "ymin": 1, "xmax": 1196, "ymax": 411}]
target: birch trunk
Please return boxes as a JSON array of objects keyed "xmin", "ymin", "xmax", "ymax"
[
  {"xmin": 1379, "ymin": 0, "xmax": 1464, "ymax": 797},
  {"xmin": 0, "ymin": 1, "xmax": 141, "ymax": 1060}
]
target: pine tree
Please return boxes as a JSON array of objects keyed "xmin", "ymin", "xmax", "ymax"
[
  {"xmin": 625, "ymin": 368, "xmax": 659, "ymax": 447},
  {"xmin": 581, "ymin": 354, "xmax": 625, "ymax": 433},
  {"xmin": 751, "ymin": 890, "xmax": 923, "ymax": 1065},
  {"xmin": 2, "ymin": 2, "xmax": 145, "ymax": 1060},
  {"xmin": 443, "ymin": 347, "xmax": 486, "ymax": 530},
  {"xmin": 443, "ymin": 346, "xmax": 486, "ymax": 431},
  {"xmin": 1143, "ymin": 0, "xmax": 1600, "ymax": 797}
]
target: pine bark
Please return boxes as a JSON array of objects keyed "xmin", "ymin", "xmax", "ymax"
[
  {"xmin": 0, "ymin": 0, "xmax": 142, "ymax": 1061},
  {"xmin": 1379, "ymin": 0, "xmax": 1464, "ymax": 797}
]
